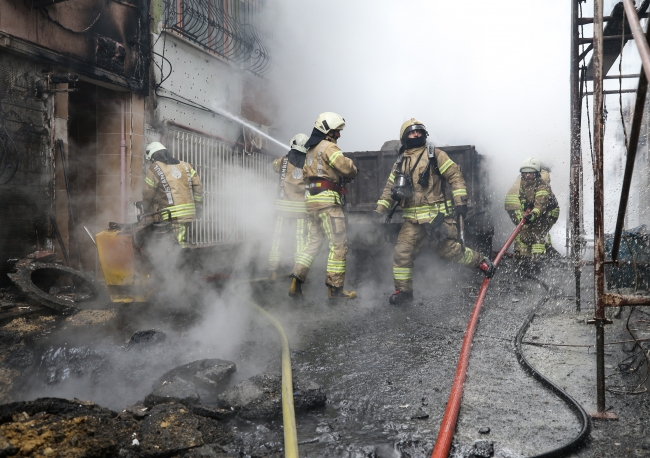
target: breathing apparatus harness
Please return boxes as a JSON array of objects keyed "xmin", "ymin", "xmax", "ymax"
[
  {"xmin": 307, "ymin": 178, "xmax": 349, "ymax": 195},
  {"xmin": 420, "ymin": 145, "xmax": 450, "ymax": 216},
  {"xmin": 385, "ymin": 148, "xmax": 424, "ymax": 223}
]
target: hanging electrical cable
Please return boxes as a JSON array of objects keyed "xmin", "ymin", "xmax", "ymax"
[
  {"xmin": 619, "ymin": 9, "xmax": 630, "ymax": 150},
  {"xmin": 40, "ymin": 0, "xmax": 109, "ymax": 34}
]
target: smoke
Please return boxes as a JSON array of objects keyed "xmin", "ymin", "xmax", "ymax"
[
  {"xmin": 21, "ymin": 0, "xmax": 647, "ymax": 411},
  {"xmin": 264, "ymin": 0, "xmax": 572, "ymax": 252}
]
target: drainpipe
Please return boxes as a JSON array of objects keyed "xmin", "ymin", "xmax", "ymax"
[{"xmin": 120, "ymin": 98, "xmax": 127, "ymax": 223}]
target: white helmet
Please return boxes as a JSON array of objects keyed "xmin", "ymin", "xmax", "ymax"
[
  {"xmin": 314, "ymin": 112, "xmax": 345, "ymax": 134},
  {"xmin": 145, "ymin": 142, "xmax": 166, "ymax": 162},
  {"xmin": 520, "ymin": 157, "xmax": 541, "ymax": 173},
  {"xmin": 289, "ymin": 133, "xmax": 309, "ymax": 153}
]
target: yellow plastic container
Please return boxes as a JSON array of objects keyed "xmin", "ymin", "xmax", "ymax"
[{"xmin": 96, "ymin": 227, "xmax": 150, "ymax": 303}]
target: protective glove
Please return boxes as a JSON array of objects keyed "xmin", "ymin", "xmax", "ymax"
[
  {"xmin": 478, "ymin": 257, "xmax": 496, "ymax": 278},
  {"xmin": 454, "ymin": 205, "xmax": 468, "ymax": 219},
  {"xmin": 195, "ymin": 205, "xmax": 204, "ymax": 220},
  {"xmin": 374, "ymin": 203, "xmax": 387, "ymax": 216},
  {"xmin": 523, "ymin": 212, "xmax": 536, "ymax": 225},
  {"xmin": 427, "ymin": 213, "xmax": 447, "ymax": 245}
]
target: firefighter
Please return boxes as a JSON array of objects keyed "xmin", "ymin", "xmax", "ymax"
[
  {"xmin": 374, "ymin": 118, "xmax": 494, "ymax": 305},
  {"xmin": 142, "ymin": 142, "xmax": 203, "ymax": 246},
  {"xmin": 268, "ymin": 133, "xmax": 309, "ymax": 281},
  {"xmin": 504, "ymin": 162, "xmax": 555, "ymax": 253},
  {"xmin": 508, "ymin": 157, "xmax": 560, "ymax": 260},
  {"xmin": 288, "ymin": 112, "xmax": 358, "ymax": 299}
]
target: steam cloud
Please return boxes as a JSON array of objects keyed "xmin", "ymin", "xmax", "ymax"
[{"xmin": 266, "ymin": 0, "xmax": 574, "ymax": 252}]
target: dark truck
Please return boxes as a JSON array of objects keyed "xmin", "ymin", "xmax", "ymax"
[{"xmin": 343, "ymin": 143, "xmax": 494, "ymax": 255}]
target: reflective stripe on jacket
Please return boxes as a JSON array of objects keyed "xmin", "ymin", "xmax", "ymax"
[
  {"xmin": 142, "ymin": 160, "xmax": 203, "ymax": 223},
  {"xmin": 376, "ymin": 146, "xmax": 467, "ymax": 224},
  {"xmin": 303, "ymin": 139, "xmax": 357, "ymax": 211}
]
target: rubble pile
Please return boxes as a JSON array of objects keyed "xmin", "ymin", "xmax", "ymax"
[{"xmin": 0, "ymin": 398, "xmax": 233, "ymax": 457}]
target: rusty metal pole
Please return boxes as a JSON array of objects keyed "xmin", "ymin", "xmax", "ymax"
[
  {"xmin": 612, "ymin": 0, "xmax": 650, "ymax": 262},
  {"xmin": 570, "ymin": 0, "xmax": 582, "ymax": 312},
  {"xmin": 592, "ymin": 0, "xmax": 606, "ymax": 416},
  {"xmin": 591, "ymin": 0, "xmax": 617, "ymax": 420}
]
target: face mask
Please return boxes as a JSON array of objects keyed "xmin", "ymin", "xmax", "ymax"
[{"xmin": 404, "ymin": 136, "xmax": 426, "ymax": 149}]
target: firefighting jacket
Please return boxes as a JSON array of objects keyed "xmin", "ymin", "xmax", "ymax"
[
  {"xmin": 505, "ymin": 170, "xmax": 557, "ymax": 224},
  {"xmin": 143, "ymin": 160, "xmax": 203, "ymax": 223},
  {"xmin": 504, "ymin": 169, "xmax": 551, "ymax": 211},
  {"xmin": 376, "ymin": 146, "xmax": 468, "ymax": 224},
  {"xmin": 272, "ymin": 155, "xmax": 307, "ymax": 218},
  {"xmin": 303, "ymin": 139, "xmax": 357, "ymax": 211},
  {"xmin": 510, "ymin": 176, "xmax": 559, "ymax": 224}
]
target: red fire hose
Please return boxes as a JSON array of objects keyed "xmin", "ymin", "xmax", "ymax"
[{"xmin": 431, "ymin": 213, "xmax": 529, "ymax": 458}]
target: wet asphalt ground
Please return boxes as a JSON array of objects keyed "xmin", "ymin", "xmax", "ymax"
[
  {"xmin": 0, "ymin": 250, "xmax": 649, "ymax": 457},
  {"xmin": 241, "ymin": 253, "xmax": 650, "ymax": 457}
]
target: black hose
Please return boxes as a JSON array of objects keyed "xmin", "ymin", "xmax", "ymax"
[{"xmin": 514, "ymin": 274, "xmax": 591, "ymax": 457}]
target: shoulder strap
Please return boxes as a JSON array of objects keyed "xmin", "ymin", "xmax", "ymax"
[
  {"xmin": 394, "ymin": 153, "xmax": 405, "ymax": 172},
  {"xmin": 428, "ymin": 145, "xmax": 450, "ymax": 213},
  {"xmin": 428, "ymin": 145, "xmax": 441, "ymax": 176},
  {"xmin": 409, "ymin": 149, "xmax": 426, "ymax": 177}
]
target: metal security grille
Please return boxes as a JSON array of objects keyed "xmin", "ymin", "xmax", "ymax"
[
  {"xmin": 163, "ymin": 0, "xmax": 270, "ymax": 76},
  {"xmin": 167, "ymin": 127, "xmax": 274, "ymax": 245}
]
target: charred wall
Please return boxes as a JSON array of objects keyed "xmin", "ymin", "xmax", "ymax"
[
  {"xmin": 0, "ymin": 0, "xmax": 149, "ymax": 94},
  {"xmin": 0, "ymin": 51, "xmax": 53, "ymax": 284}
]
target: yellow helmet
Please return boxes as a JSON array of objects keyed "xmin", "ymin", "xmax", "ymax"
[
  {"xmin": 399, "ymin": 118, "xmax": 428, "ymax": 143},
  {"xmin": 314, "ymin": 112, "xmax": 345, "ymax": 134},
  {"xmin": 289, "ymin": 133, "xmax": 309, "ymax": 153}
]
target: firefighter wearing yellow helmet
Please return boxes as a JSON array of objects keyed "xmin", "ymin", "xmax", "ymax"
[
  {"xmin": 507, "ymin": 157, "xmax": 560, "ymax": 260},
  {"xmin": 267, "ymin": 133, "xmax": 310, "ymax": 280},
  {"xmin": 142, "ymin": 142, "xmax": 203, "ymax": 245},
  {"xmin": 288, "ymin": 112, "xmax": 359, "ymax": 299},
  {"xmin": 374, "ymin": 119, "xmax": 494, "ymax": 305}
]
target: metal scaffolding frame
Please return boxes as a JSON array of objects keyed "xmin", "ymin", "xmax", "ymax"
[{"xmin": 570, "ymin": 0, "xmax": 650, "ymax": 419}]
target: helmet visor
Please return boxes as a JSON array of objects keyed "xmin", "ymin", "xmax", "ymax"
[{"xmin": 402, "ymin": 124, "xmax": 427, "ymax": 140}]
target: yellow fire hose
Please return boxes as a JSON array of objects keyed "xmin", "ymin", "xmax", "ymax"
[{"xmin": 232, "ymin": 278, "xmax": 299, "ymax": 458}]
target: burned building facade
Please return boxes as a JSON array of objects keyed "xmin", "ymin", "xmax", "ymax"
[{"xmin": 0, "ymin": 0, "xmax": 275, "ymax": 280}]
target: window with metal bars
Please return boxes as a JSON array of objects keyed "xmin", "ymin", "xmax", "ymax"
[
  {"xmin": 166, "ymin": 128, "xmax": 274, "ymax": 245},
  {"xmin": 163, "ymin": 0, "xmax": 270, "ymax": 76}
]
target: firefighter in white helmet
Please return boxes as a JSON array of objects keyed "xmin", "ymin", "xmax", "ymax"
[
  {"xmin": 288, "ymin": 112, "xmax": 358, "ymax": 299},
  {"xmin": 267, "ymin": 133, "xmax": 310, "ymax": 280},
  {"xmin": 374, "ymin": 119, "xmax": 494, "ymax": 305},
  {"xmin": 508, "ymin": 157, "xmax": 560, "ymax": 260},
  {"xmin": 142, "ymin": 142, "xmax": 203, "ymax": 246}
]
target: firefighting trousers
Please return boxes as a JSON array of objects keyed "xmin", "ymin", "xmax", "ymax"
[
  {"xmin": 291, "ymin": 206, "xmax": 348, "ymax": 288},
  {"xmin": 515, "ymin": 215, "xmax": 558, "ymax": 258},
  {"xmin": 393, "ymin": 218, "xmax": 482, "ymax": 293},
  {"xmin": 268, "ymin": 216, "xmax": 308, "ymax": 271},
  {"xmin": 172, "ymin": 222, "xmax": 192, "ymax": 246}
]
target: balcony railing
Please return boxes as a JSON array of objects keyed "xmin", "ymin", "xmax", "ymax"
[{"xmin": 163, "ymin": 0, "xmax": 270, "ymax": 76}]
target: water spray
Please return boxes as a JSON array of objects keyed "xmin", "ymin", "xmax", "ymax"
[{"xmin": 211, "ymin": 105, "xmax": 288, "ymax": 153}]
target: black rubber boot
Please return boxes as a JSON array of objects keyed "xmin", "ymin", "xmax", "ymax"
[{"xmin": 389, "ymin": 290, "xmax": 413, "ymax": 305}]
